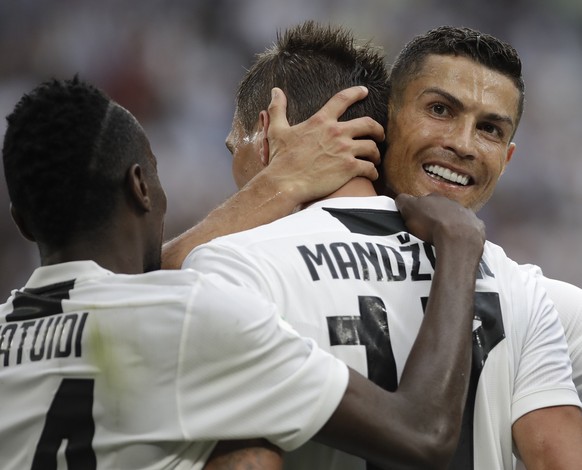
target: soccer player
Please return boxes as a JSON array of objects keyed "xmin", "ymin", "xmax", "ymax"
[
  {"xmin": 181, "ymin": 22, "xmax": 582, "ymax": 469},
  {"xmin": 0, "ymin": 76, "xmax": 486, "ymax": 469},
  {"xmin": 378, "ymin": 25, "xmax": 582, "ymax": 400}
]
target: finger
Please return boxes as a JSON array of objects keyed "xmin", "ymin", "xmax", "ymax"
[
  {"xmin": 349, "ymin": 140, "xmax": 381, "ymax": 166},
  {"xmin": 352, "ymin": 159, "xmax": 379, "ymax": 182},
  {"xmin": 339, "ymin": 116, "xmax": 385, "ymax": 142},
  {"xmin": 267, "ymin": 87, "xmax": 289, "ymax": 131},
  {"xmin": 316, "ymin": 86, "xmax": 369, "ymax": 119}
]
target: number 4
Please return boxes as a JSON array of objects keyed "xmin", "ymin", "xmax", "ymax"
[{"xmin": 32, "ymin": 378, "xmax": 96, "ymax": 470}]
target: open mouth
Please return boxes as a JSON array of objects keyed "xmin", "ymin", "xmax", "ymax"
[{"xmin": 423, "ymin": 164, "xmax": 471, "ymax": 186}]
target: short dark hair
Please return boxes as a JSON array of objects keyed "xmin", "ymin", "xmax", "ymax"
[
  {"xmin": 2, "ymin": 76, "xmax": 151, "ymax": 247},
  {"xmin": 235, "ymin": 20, "xmax": 390, "ymax": 156},
  {"xmin": 389, "ymin": 26, "xmax": 525, "ymax": 133}
]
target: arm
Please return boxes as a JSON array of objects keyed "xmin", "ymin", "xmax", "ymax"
[
  {"xmin": 511, "ymin": 270, "xmax": 582, "ymax": 468},
  {"xmin": 513, "ymin": 405, "xmax": 582, "ymax": 469},
  {"xmin": 315, "ymin": 194, "xmax": 485, "ymax": 469},
  {"xmin": 161, "ymin": 86, "xmax": 384, "ymax": 269},
  {"xmin": 203, "ymin": 440, "xmax": 282, "ymax": 470}
]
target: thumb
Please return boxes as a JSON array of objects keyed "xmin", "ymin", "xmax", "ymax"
[{"xmin": 267, "ymin": 87, "xmax": 289, "ymax": 133}]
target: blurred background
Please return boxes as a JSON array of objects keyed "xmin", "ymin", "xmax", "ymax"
[{"xmin": 1, "ymin": 0, "xmax": 581, "ymax": 298}]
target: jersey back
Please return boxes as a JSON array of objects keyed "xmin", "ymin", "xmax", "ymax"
[
  {"xmin": 0, "ymin": 262, "xmax": 348, "ymax": 470},
  {"xmin": 185, "ymin": 196, "xmax": 578, "ymax": 470}
]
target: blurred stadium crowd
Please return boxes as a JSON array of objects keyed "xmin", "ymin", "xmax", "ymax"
[{"xmin": 1, "ymin": 0, "xmax": 581, "ymax": 298}]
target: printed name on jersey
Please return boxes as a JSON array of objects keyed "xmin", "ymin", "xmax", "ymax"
[
  {"xmin": 298, "ymin": 239, "xmax": 493, "ymax": 284},
  {"xmin": 0, "ymin": 312, "xmax": 89, "ymax": 367},
  {"xmin": 1, "ymin": 280, "xmax": 88, "ymax": 367}
]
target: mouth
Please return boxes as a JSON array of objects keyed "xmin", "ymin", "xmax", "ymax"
[{"xmin": 423, "ymin": 164, "xmax": 472, "ymax": 186}]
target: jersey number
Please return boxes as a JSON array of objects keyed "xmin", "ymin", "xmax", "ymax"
[
  {"xmin": 327, "ymin": 292, "xmax": 504, "ymax": 470},
  {"xmin": 31, "ymin": 378, "xmax": 96, "ymax": 469}
]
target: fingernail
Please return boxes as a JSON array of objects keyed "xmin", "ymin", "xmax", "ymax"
[{"xmin": 271, "ymin": 88, "xmax": 278, "ymax": 99}]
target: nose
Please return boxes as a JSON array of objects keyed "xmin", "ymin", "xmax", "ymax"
[{"xmin": 444, "ymin": 119, "xmax": 476, "ymax": 160}]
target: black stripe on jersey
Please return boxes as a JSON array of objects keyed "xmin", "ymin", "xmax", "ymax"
[
  {"xmin": 323, "ymin": 207, "xmax": 406, "ymax": 236},
  {"xmin": 323, "ymin": 206, "xmax": 495, "ymax": 280},
  {"xmin": 422, "ymin": 291, "xmax": 506, "ymax": 469},
  {"xmin": 6, "ymin": 280, "xmax": 74, "ymax": 322},
  {"xmin": 327, "ymin": 296, "xmax": 398, "ymax": 393}
]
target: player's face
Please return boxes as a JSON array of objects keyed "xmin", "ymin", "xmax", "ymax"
[
  {"xmin": 226, "ymin": 111, "xmax": 264, "ymax": 189},
  {"xmin": 383, "ymin": 54, "xmax": 518, "ymax": 212}
]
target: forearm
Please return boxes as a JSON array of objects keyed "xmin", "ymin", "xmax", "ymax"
[
  {"xmin": 203, "ymin": 440, "xmax": 283, "ymax": 470},
  {"xmin": 314, "ymin": 247, "xmax": 482, "ymax": 469},
  {"xmin": 162, "ymin": 171, "xmax": 300, "ymax": 269},
  {"xmin": 398, "ymin": 238, "xmax": 481, "ymax": 452}
]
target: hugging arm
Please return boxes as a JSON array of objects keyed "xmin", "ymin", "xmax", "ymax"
[
  {"xmin": 161, "ymin": 86, "xmax": 384, "ymax": 269},
  {"xmin": 313, "ymin": 194, "xmax": 485, "ymax": 469}
]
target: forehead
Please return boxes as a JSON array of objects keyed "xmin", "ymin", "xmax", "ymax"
[{"xmin": 409, "ymin": 54, "xmax": 520, "ymax": 120}]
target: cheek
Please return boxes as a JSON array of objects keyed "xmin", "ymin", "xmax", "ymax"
[{"xmin": 484, "ymin": 149, "xmax": 509, "ymax": 180}]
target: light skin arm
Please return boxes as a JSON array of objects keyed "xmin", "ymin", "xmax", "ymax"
[
  {"xmin": 203, "ymin": 440, "xmax": 282, "ymax": 470},
  {"xmin": 513, "ymin": 405, "xmax": 582, "ymax": 469},
  {"xmin": 161, "ymin": 86, "xmax": 384, "ymax": 269},
  {"xmin": 204, "ymin": 194, "xmax": 485, "ymax": 470}
]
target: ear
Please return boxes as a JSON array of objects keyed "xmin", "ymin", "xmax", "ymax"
[
  {"xmin": 500, "ymin": 142, "xmax": 516, "ymax": 176},
  {"xmin": 258, "ymin": 110, "xmax": 270, "ymax": 166},
  {"xmin": 126, "ymin": 163, "xmax": 152, "ymax": 212},
  {"xmin": 10, "ymin": 204, "xmax": 36, "ymax": 242}
]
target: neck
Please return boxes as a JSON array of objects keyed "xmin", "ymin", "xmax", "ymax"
[
  {"xmin": 40, "ymin": 236, "xmax": 146, "ymax": 275},
  {"xmin": 302, "ymin": 177, "xmax": 378, "ymax": 209}
]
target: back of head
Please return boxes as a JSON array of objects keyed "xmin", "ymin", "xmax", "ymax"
[
  {"xmin": 2, "ymin": 76, "xmax": 151, "ymax": 249},
  {"xmin": 235, "ymin": 20, "xmax": 389, "ymax": 156},
  {"xmin": 390, "ymin": 25, "xmax": 525, "ymax": 130}
]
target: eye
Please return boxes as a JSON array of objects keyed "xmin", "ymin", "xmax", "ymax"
[
  {"xmin": 478, "ymin": 122, "xmax": 503, "ymax": 139},
  {"xmin": 430, "ymin": 103, "xmax": 448, "ymax": 116}
]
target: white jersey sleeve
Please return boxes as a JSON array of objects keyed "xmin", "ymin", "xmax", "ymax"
[
  {"xmin": 509, "ymin": 266, "xmax": 579, "ymax": 423},
  {"xmin": 177, "ymin": 271, "xmax": 349, "ymax": 450},
  {"xmin": 519, "ymin": 264, "xmax": 582, "ymax": 398},
  {"xmin": 0, "ymin": 262, "xmax": 349, "ymax": 469}
]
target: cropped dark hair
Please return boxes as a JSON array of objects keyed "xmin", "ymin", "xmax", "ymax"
[
  {"xmin": 2, "ymin": 76, "xmax": 150, "ymax": 247},
  {"xmin": 235, "ymin": 20, "xmax": 390, "ymax": 156},
  {"xmin": 389, "ymin": 26, "xmax": 525, "ymax": 132}
]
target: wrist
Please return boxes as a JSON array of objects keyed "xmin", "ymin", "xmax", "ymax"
[
  {"xmin": 434, "ymin": 232, "xmax": 484, "ymax": 265},
  {"xmin": 254, "ymin": 166, "xmax": 304, "ymax": 207}
]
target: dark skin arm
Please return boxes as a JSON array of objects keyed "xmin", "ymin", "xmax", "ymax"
[
  {"xmin": 161, "ymin": 86, "xmax": 384, "ymax": 269},
  {"xmin": 204, "ymin": 194, "xmax": 485, "ymax": 470},
  {"xmin": 314, "ymin": 194, "xmax": 484, "ymax": 469}
]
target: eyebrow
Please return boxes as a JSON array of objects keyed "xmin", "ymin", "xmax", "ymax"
[{"xmin": 422, "ymin": 86, "xmax": 515, "ymax": 131}]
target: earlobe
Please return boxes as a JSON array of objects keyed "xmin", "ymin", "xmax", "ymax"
[
  {"xmin": 258, "ymin": 110, "xmax": 270, "ymax": 166},
  {"xmin": 10, "ymin": 204, "xmax": 36, "ymax": 242},
  {"xmin": 127, "ymin": 163, "xmax": 151, "ymax": 212}
]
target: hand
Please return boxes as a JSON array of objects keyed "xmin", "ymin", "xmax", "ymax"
[
  {"xmin": 264, "ymin": 86, "xmax": 385, "ymax": 206},
  {"xmin": 395, "ymin": 193, "xmax": 486, "ymax": 256}
]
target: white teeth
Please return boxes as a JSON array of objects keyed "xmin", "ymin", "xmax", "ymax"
[{"xmin": 424, "ymin": 164, "xmax": 470, "ymax": 186}]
